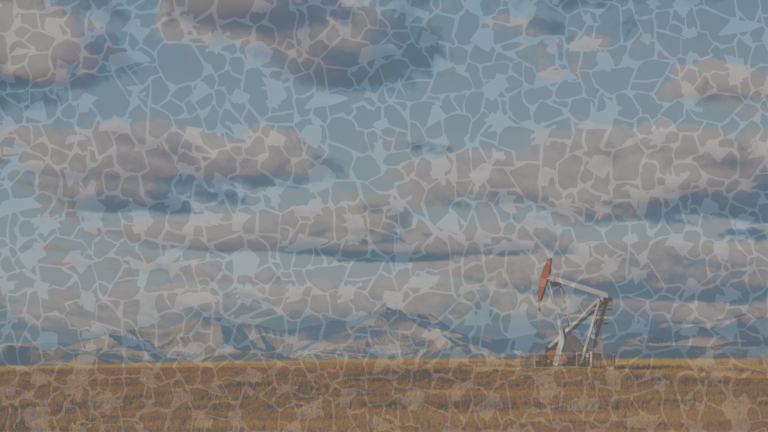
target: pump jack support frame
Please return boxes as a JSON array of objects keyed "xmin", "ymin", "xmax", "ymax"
[{"xmin": 539, "ymin": 267, "xmax": 612, "ymax": 367}]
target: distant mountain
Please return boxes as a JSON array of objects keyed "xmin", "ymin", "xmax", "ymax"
[
  {"xmin": 598, "ymin": 313, "xmax": 765, "ymax": 358},
  {"xmin": 287, "ymin": 307, "xmax": 515, "ymax": 360},
  {"xmin": 0, "ymin": 308, "xmax": 520, "ymax": 366},
  {"xmin": 3, "ymin": 309, "xmax": 758, "ymax": 365}
]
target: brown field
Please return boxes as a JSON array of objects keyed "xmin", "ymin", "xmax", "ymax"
[{"xmin": 0, "ymin": 358, "xmax": 764, "ymax": 431}]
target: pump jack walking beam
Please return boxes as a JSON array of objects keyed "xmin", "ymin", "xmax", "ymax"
[{"xmin": 549, "ymin": 276, "xmax": 609, "ymax": 299}]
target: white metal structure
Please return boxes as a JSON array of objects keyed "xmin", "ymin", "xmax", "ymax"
[{"xmin": 536, "ymin": 258, "xmax": 612, "ymax": 367}]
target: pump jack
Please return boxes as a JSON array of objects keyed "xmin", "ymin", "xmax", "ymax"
[{"xmin": 536, "ymin": 258, "xmax": 612, "ymax": 367}]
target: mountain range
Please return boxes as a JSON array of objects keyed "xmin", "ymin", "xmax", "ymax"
[
  {"xmin": 0, "ymin": 308, "xmax": 519, "ymax": 366},
  {"xmin": 0, "ymin": 307, "xmax": 762, "ymax": 366}
]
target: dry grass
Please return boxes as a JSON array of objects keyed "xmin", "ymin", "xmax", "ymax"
[{"xmin": 0, "ymin": 358, "xmax": 764, "ymax": 431}]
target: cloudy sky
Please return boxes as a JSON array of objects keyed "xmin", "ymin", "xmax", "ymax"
[{"xmin": 0, "ymin": 0, "xmax": 765, "ymax": 357}]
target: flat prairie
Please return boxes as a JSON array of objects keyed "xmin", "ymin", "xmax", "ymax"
[{"xmin": 0, "ymin": 358, "xmax": 764, "ymax": 431}]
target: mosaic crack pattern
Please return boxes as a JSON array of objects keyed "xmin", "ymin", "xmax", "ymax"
[{"xmin": 0, "ymin": 0, "xmax": 766, "ymax": 429}]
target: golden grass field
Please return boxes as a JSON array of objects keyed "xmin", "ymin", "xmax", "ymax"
[{"xmin": 0, "ymin": 358, "xmax": 764, "ymax": 431}]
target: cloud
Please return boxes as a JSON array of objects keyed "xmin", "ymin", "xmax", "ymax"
[
  {"xmin": 153, "ymin": 0, "xmax": 441, "ymax": 91},
  {"xmin": 567, "ymin": 35, "xmax": 605, "ymax": 52},
  {"xmin": 93, "ymin": 135, "xmax": 765, "ymax": 296},
  {"xmin": 390, "ymin": 120, "xmax": 767, "ymax": 227},
  {"xmin": 40, "ymin": 114, "xmax": 764, "ymax": 269},
  {"xmin": 87, "ymin": 174, "xmax": 567, "ymax": 268},
  {"xmin": 0, "ymin": 0, "xmax": 138, "ymax": 85},
  {"xmin": 524, "ymin": 0, "xmax": 566, "ymax": 37},
  {"xmin": 0, "ymin": 120, "xmax": 335, "ymax": 213},
  {"xmin": 4, "ymin": 112, "xmax": 765, "ymax": 332},
  {"xmin": 534, "ymin": 66, "xmax": 576, "ymax": 86},
  {"xmin": 657, "ymin": 58, "xmax": 768, "ymax": 102},
  {"xmin": 488, "ymin": 13, "xmax": 530, "ymax": 29}
]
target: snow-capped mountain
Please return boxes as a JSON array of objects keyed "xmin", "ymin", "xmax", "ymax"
[{"xmin": 0, "ymin": 308, "xmax": 519, "ymax": 365}]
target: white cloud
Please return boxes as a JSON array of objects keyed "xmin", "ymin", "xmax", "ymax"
[
  {"xmin": 567, "ymin": 35, "xmax": 604, "ymax": 52},
  {"xmin": 657, "ymin": 57, "xmax": 768, "ymax": 101},
  {"xmin": 537, "ymin": 67, "xmax": 576, "ymax": 84}
]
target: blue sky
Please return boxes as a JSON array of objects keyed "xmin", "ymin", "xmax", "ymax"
[{"xmin": 0, "ymin": 0, "xmax": 766, "ymax": 357}]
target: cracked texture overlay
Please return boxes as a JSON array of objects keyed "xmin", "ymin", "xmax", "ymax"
[{"xmin": 0, "ymin": 0, "xmax": 766, "ymax": 430}]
